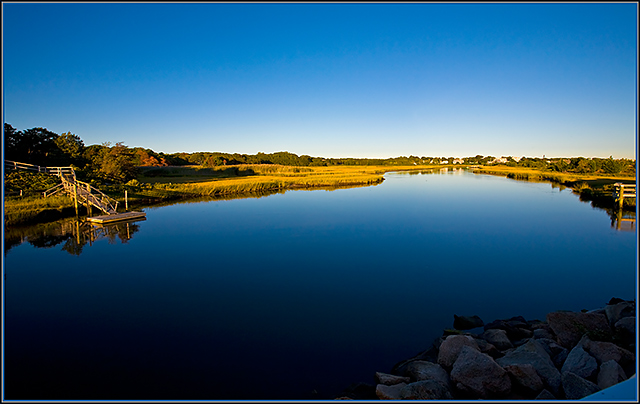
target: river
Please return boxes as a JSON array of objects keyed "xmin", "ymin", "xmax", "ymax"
[{"xmin": 3, "ymin": 168, "xmax": 637, "ymax": 399}]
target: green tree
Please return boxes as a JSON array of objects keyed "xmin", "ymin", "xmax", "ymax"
[
  {"xmin": 55, "ymin": 132, "xmax": 85, "ymax": 160},
  {"xmin": 93, "ymin": 142, "xmax": 139, "ymax": 183},
  {"xmin": 601, "ymin": 157, "xmax": 624, "ymax": 174}
]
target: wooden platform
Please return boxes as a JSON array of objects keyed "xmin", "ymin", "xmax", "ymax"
[{"xmin": 86, "ymin": 211, "xmax": 146, "ymax": 224}]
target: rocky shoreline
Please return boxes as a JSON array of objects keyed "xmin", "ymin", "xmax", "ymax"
[{"xmin": 336, "ymin": 298, "xmax": 636, "ymax": 400}]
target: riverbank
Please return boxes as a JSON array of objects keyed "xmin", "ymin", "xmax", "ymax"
[
  {"xmin": 5, "ymin": 164, "xmax": 636, "ymax": 227},
  {"xmin": 3, "ymin": 164, "xmax": 438, "ymax": 226},
  {"xmin": 471, "ymin": 166, "xmax": 636, "ymax": 211},
  {"xmin": 337, "ymin": 298, "xmax": 636, "ymax": 400}
]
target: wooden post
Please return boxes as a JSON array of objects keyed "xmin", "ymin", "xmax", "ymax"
[
  {"xmin": 618, "ymin": 184, "xmax": 624, "ymax": 210},
  {"xmin": 73, "ymin": 182, "xmax": 79, "ymax": 216},
  {"xmin": 125, "ymin": 190, "xmax": 128, "ymax": 211}
]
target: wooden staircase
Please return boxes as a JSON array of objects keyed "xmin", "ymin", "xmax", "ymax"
[{"xmin": 5, "ymin": 160, "xmax": 119, "ymax": 215}]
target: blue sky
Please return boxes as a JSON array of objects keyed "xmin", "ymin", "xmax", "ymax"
[{"xmin": 2, "ymin": 3, "xmax": 637, "ymax": 159}]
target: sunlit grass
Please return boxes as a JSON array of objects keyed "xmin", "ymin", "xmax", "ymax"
[{"xmin": 4, "ymin": 195, "xmax": 76, "ymax": 226}]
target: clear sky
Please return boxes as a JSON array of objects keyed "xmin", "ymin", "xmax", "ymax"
[{"xmin": 2, "ymin": 2, "xmax": 637, "ymax": 159}]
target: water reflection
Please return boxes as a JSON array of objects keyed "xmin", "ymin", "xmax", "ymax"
[
  {"xmin": 4, "ymin": 217, "xmax": 144, "ymax": 256},
  {"xmin": 610, "ymin": 210, "xmax": 637, "ymax": 232}
]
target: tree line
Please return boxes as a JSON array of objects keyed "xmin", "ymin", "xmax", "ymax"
[{"xmin": 4, "ymin": 123, "xmax": 636, "ymax": 184}]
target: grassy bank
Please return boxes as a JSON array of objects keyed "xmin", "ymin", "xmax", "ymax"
[
  {"xmin": 4, "ymin": 164, "xmax": 440, "ymax": 226},
  {"xmin": 472, "ymin": 166, "xmax": 636, "ymax": 210}
]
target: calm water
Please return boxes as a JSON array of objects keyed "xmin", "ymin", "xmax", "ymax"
[{"xmin": 4, "ymin": 169, "xmax": 637, "ymax": 400}]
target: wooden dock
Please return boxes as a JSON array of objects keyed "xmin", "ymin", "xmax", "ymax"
[{"xmin": 86, "ymin": 211, "xmax": 146, "ymax": 224}]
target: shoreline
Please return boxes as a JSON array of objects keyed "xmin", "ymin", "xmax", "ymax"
[{"xmin": 336, "ymin": 298, "xmax": 637, "ymax": 400}]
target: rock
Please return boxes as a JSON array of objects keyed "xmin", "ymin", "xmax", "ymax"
[
  {"xmin": 374, "ymin": 372, "xmax": 410, "ymax": 386},
  {"xmin": 604, "ymin": 301, "xmax": 635, "ymax": 327},
  {"xmin": 484, "ymin": 318, "xmax": 533, "ymax": 341},
  {"xmin": 404, "ymin": 361, "xmax": 450, "ymax": 388},
  {"xmin": 496, "ymin": 339, "xmax": 562, "ymax": 396},
  {"xmin": 533, "ymin": 328, "xmax": 555, "ymax": 340},
  {"xmin": 535, "ymin": 388, "xmax": 556, "ymax": 399},
  {"xmin": 390, "ymin": 338, "xmax": 441, "ymax": 376},
  {"xmin": 453, "ymin": 314, "xmax": 484, "ymax": 330},
  {"xmin": 553, "ymin": 348, "xmax": 569, "ymax": 370},
  {"xmin": 504, "ymin": 363, "xmax": 544, "ymax": 394},
  {"xmin": 437, "ymin": 335, "xmax": 479, "ymax": 370},
  {"xmin": 597, "ymin": 359, "xmax": 628, "ymax": 390},
  {"xmin": 546, "ymin": 311, "xmax": 612, "ymax": 349},
  {"xmin": 561, "ymin": 345, "xmax": 598, "ymax": 380},
  {"xmin": 586, "ymin": 307, "xmax": 606, "ymax": 316},
  {"xmin": 450, "ymin": 346, "xmax": 511, "ymax": 399},
  {"xmin": 399, "ymin": 380, "xmax": 453, "ymax": 399},
  {"xmin": 607, "ymin": 297, "xmax": 626, "ymax": 305},
  {"xmin": 561, "ymin": 371, "xmax": 601, "ymax": 399},
  {"xmin": 582, "ymin": 336, "xmax": 635, "ymax": 367},
  {"xmin": 480, "ymin": 328, "xmax": 514, "ymax": 351},
  {"xmin": 614, "ymin": 316, "xmax": 635, "ymax": 347},
  {"xmin": 475, "ymin": 338, "xmax": 502, "ymax": 358},
  {"xmin": 375, "ymin": 383, "xmax": 407, "ymax": 399}
]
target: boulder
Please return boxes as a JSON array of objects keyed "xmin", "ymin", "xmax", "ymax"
[
  {"xmin": 597, "ymin": 359, "xmax": 627, "ymax": 390},
  {"xmin": 582, "ymin": 337, "xmax": 635, "ymax": 368},
  {"xmin": 496, "ymin": 339, "xmax": 562, "ymax": 396},
  {"xmin": 480, "ymin": 329, "xmax": 513, "ymax": 351},
  {"xmin": 535, "ymin": 389, "xmax": 556, "ymax": 399},
  {"xmin": 450, "ymin": 345, "xmax": 511, "ymax": 399},
  {"xmin": 546, "ymin": 311, "xmax": 612, "ymax": 349},
  {"xmin": 614, "ymin": 316, "xmax": 636, "ymax": 347},
  {"xmin": 399, "ymin": 380, "xmax": 453, "ymax": 399},
  {"xmin": 437, "ymin": 335, "xmax": 479, "ymax": 370},
  {"xmin": 560, "ymin": 345, "xmax": 598, "ymax": 380},
  {"xmin": 374, "ymin": 372, "xmax": 410, "ymax": 386},
  {"xmin": 561, "ymin": 371, "xmax": 600, "ymax": 399},
  {"xmin": 604, "ymin": 301, "xmax": 635, "ymax": 327},
  {"xmin": 390, "ymin": 338, "xmax": 441, "ymax": 376},
  {"xmin": 484, "ymin": 318, "xmax": 533, "ymax": 341},
  {"xmin": 375, "ymin": 383, "xmax": 406, "ymax": 400},
  {"xmin": 475, "ymin": 338, "xmax": 502, "ymax": 358},
  {"xmin": 404, "ymin": 361, "xmax": 450, "ymax": 388},
  {"xmin": 533, "ymin": 328, "xmax": 555, "ymax": 340},
  {"xmin": 453, "ymin": 314, "xmax": 484, "ymax": 330},
  {"xmin": 504, "ymin": 363, "xmax": 544, "ymax": 394}
]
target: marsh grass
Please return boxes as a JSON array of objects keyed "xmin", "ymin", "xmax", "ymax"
[{"xmin": 4, "ymin": 195, "xmax": 76, "ymax": 226}]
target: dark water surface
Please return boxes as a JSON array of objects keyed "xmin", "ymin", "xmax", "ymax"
[{"xmin": 4, "ymin": 169, "xmax": 637, "ymax": 399}]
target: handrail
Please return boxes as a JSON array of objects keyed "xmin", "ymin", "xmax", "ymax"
[{"xmin": 43, "ymin": 183, "xmax": 65, "ymax": 198}]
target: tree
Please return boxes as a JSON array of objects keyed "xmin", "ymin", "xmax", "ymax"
[
  {"xmin": 55, "ymin": 132, "xmax": 85, "ymax": 160},
  {"xmin": 93, "ymin": 142, "xmax": 139, "ymax": 183},
  {"xmin": 601, "ymin": 157, "xmax": 624, "ymax": 174}
]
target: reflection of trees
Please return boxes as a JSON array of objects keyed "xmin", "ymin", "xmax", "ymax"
[{"xmin": 4, "ymin": 217, "xmax": 143, "ymax": 256}]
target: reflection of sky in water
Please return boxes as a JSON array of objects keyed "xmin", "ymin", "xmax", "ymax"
[{"xmin": 5, "ymin": 171, "xmax": 637, "ymax": 400}]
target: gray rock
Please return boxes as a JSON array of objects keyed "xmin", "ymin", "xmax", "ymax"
[
  {"xmin": 535, "ymin": 388, "xmax": 556, "ymax": 399},
  {"xmin": 533, "ymin": 328, "xmax": 555, "ymax": 340},
  {"xmin": 481, "ymin": 328, "xmax": 514, "ymax": 351},
  {"xmin": 375, "ymin": 382, "xmax": 407, "ymax": 399},
  {"xmin": 553, "ymin": 348, "xmax": 569, "ymax": 369},
  {"xmin": 374, "ymin": 372, "xmax": 410, "ymax": 386},
  {"xmin": 404, "ymin": 361, "xmax": 450, "ymax": 388},
  {"xmin": 586, "ymin": 308, "xmax": 606, "ymax": 315},
  {"xmin": 475, "ymin": 338, "xmax": 502, "ymax": 358},
  {"xmin": 496, "ymin": 339, "xmax": 562, "ymax": 396},
  {"xmin": 453, "ymin": 314, "xmax": 484, "ymax": 330},
  {"xmin": 450, "ymin": 346, "xmax": 511, "ymax": 399},
  {"xmin": 597, "ymin": 359, "xmax": 627, "ymax": 390},
  {"xmin": 561, "ymin": 345, "xmax": 598, "ymax": 380},
  {"xmin": 504, "ymin": 363, "xmax": 544, "ymax": 394},
  {"xmin": 583, "ymin": 337, "xmax": 635, "ymax": 367},
  {"xmin": 484, "ymin": 318, "xmax": 533, "ymax": 341},
  {"xmin": 399, "ymin": 380, "xmax": 453, "ymax": 399},
  {"xmin": 604, "ymin": 301, "xmax": 635, "ymax": 327},
  {"xmin": 562, "ymin": 371, "xmax": 601, "ymax": 399},
  {"xmin": 546, "ymin": 311, "xmax": 612, "ymax": 349},
  {"xmin": 437, "ymin": 334, "xmax": 479, "ymax": 370},
  {"xmin": 614, "ymin": 316, "xmax": 635, "ymax": 334},
  {"xmin": 614, "ymin": 316, "xmax": 636, "ymax": 347}
]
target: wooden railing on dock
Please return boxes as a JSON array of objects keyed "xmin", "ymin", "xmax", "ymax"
[
  {"xmin": 6, "ymin": 159, "xmax": 119, "ymax": 215},
  {"xmin": 613, "ymin": 183, "xmax": 637, "ymax": 209}
]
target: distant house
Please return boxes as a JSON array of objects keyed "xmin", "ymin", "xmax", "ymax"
[
  {"xmin": 440, "ymin": 160, "xmax": 448, "ymax": 164},
  {"xmin": 452, "ymin": 158, "xmax": 464, "ymax": 164},
  {"xmin": 512, "ymin": 156, "xmax": 523, "ymax": 162},
  {"xmin": 490, "ymin": 157, "xmax": 508, "ymax": 164}
]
